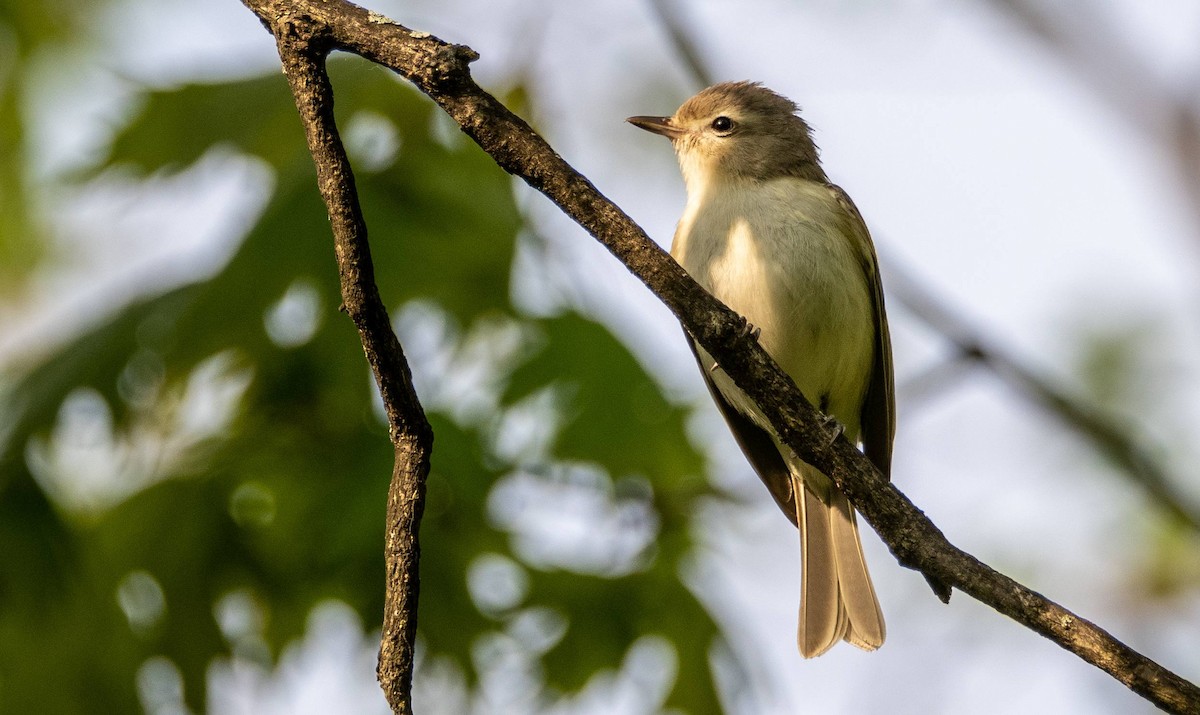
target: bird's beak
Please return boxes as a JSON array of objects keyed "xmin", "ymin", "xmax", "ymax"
[{"xmin": 626, "ymin": 115, "xmax": 682, "ymax": 139}]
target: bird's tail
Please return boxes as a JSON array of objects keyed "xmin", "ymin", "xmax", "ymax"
[{"xmin": 793, "ymin": 464, "xmax": 886, "ymax": 657}]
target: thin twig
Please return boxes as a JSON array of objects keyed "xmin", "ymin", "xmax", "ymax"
[
  {"xmin": 647, "ymin": 0, "xmax": 718, "ymax": 88},
  {"xmin": 886, "ymin": 264, "xmax": 1200, "ymax": 530},
  {"xmin": 238, "ymin": 1, "xmax": 1200, "ymax": 712},
  {"xmin": 243, "ymin": 6, "xmax": 434, "ymax": 713}
]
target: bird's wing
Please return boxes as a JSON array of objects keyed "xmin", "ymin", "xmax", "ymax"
[
  {"xmin": 827, "ymin": 184, "xmax": 895, "ymax": 479},
  {"xmin": 827, "ymin": 185, "xmax": 955, "ymax": 601},
  {"xmin": 686, "ymin": 336, "xmax": 799, "ymax": 526}
]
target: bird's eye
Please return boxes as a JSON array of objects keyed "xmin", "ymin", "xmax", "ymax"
[{"xmin": 711, "ymin": 116, "xmax": 735, "ymax": 134}]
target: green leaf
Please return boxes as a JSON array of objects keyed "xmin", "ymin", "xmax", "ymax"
[{"xmin": 1, "ymin": 55, "xmax": 729, "ymax": 715}]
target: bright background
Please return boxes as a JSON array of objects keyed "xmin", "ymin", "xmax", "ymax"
[{"xmin": 2, "ymin": 1, "xmax": 1199, "ymax": 713}]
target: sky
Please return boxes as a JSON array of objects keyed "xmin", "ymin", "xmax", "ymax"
[{"xmin": 10, "ymin": 0, "xmax": 1200, "ymax": 713}]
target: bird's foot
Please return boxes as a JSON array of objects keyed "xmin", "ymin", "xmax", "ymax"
[
  {"xmin": 709, "ymin": 321, "xmax": 759, "ymax": 374},
  {"xmin": 737, "ymin": 320, "xmax": 762, "ymax": 342},
  {"xmin": 821, "ymin": 413, "xmax": 845, "ymax": 446}
]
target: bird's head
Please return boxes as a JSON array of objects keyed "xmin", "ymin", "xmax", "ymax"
[{"xmin": 627, "ymin": 81, "xmax": 825, "ymax": 189}]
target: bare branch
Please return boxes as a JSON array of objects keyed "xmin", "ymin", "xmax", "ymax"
[
  {"xmin": 649, "ymin": 0, "xmax": 1200, "ymax": 533},
  {"xmin": 241, "ymin": 4, "xmax": 433, "ymax": 713},
  {"xmin": 886, "ymin": 264, "xmax": 1200, "ymax": 530},
  {"xmin": 237, "ymin": 1, "xmax": 1200, "ymax": 712}
]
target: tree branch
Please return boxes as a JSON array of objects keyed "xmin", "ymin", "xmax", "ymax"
[
  {"xmin": 648, "ymin": 0, "xmax": 1200, "ymax": 533},
  {"xmin": 885, "ymin": 264, "xmax": 1200, "ymax": 530},
  {"xmin": 238, "ymin": 1, "xmax": 1200, "ymax": 712},
  {"xmin": 242, "ymin": 5, "xmax": 434, "ymax": 713}
]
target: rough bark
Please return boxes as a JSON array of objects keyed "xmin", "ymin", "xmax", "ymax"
[{"xmin": 252, "ymin": 9, "xmax": 434, "ymax": 713}]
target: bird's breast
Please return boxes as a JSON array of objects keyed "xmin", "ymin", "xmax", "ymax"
[{"xmin": 672, "ymin": 178, "xmax": 874, "ymax": 429}]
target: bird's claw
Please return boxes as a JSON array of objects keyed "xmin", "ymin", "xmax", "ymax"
[
  {"xmin": 737, "ymin": 319, "xmax": 761, "ymax": 342},
  {"xmin": 710, "ymin": 321, "xmax": 759, "ymax": 374},
  {"xmin": 821, "ymin": 413, "xmax": 845, "ymax": 446}
]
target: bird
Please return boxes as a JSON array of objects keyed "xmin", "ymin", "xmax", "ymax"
[{"xmin": 628, "ymin": 82, "xmax": 892, "ymax": 657}]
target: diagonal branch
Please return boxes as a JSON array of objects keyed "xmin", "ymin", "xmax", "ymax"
[
  {"xmin": 239, "ymin": 1, "xmax": 1200, "ymax": 713},
  {"xmin": 244, "ymin": 7, "xmax": 434, "ymax": 713},
  {"xmin": 648, "ymin": 0, "xmax": 1200, "ymax": 533},
  {"xmin": 885, "ymin": 264, "xmax": 1200, "ymax": 530}
]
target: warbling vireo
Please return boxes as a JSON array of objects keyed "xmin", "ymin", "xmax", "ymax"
[{"xmin": 629, "ymin": 82, "xmax": 893, "ymax": 657}]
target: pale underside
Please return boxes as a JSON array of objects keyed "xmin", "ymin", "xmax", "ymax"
[{"xmin": 673, "ymin": 173, "xmax": 887, "ymax": 656}]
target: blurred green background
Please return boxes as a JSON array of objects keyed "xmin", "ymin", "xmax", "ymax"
[
  {"xmin": 0, "ymin": 6, "xmax": 721, "ymax": 713},
  {"xmin": 3, "ymin": 1, "xmax": 1200, "ymax": 714}
]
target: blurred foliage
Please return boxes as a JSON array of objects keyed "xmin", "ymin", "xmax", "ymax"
[
  {"xmin": 0, "ymin": 30, "xmax": 728, "ymax": 715},
  {"xmin": 1070, "ymin": 317, "xmax": 1164, "ymax": 417},
  {"xmin": 0, "ymin": 0, "xmax": 106, "ymax": 292}
]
